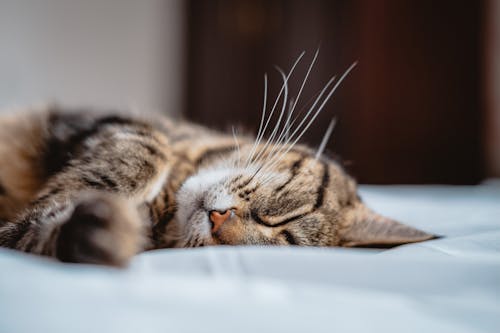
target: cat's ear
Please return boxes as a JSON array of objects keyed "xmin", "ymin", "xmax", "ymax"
[{"xmin": 337, "ymin": 204, "xmax": 437, "ymax": 247}]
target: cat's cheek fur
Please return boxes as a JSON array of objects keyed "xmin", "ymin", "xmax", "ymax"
[{"xmin": 177, "ymin": 170, "xmax": 226, "ymax": 220}]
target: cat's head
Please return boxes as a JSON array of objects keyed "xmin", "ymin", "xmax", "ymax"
[
  {"xmin": 172, "ymin": 144, "xmax": 435, "ymax": 248},
  {"xmin": 170, "ymin": 52, "xmax": 436, "ymax": 248}
]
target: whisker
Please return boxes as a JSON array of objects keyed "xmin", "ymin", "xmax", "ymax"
[
  {"xmin": 262, "ymin": 62, "xmax": 357, "ymax": 173},
  {"xmin": 288, "ymin": 47, "xmax": 320, "ymax": 127},
  {"xmin": 263, "ymin": 49, "xmax": 321, "ymax": 167},
  {"xmin": 315, "ymin": 118, "xmax": 336, "ymax": 159},
  {"xmin": 283, "ymin": 83, "xmax": 333, "ymax": 138},
  {"xmin": 253, "ymin": 67, "xmax": 289, "ymax": 165},
  {"xmin": 287, "ymin": 61, "xmax": 357, "ymax": 149},
  {"xmin": 257, "ymin": 75, "xmax": 337, "ymax": 174},
  {"xmin": 245, "ymin": 73, "xmax": 268, "ymax": 167},
  {"xmin": 232, "ymin": 126, "xmax": 241, "ymax": 168},
  {"xmin": 281, "ymin": 75, "xmax": 336, "ymax": 146},
  {"xmin": 250, "ymin": 53, "xmax": 304, "ymax": 165},
  {"xmin": 284, "ymin": 98, "xmax": 294, "ymax": 142}
]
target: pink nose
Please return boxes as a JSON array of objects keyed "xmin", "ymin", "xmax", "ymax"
[{"xmin": 209, "ymin": 210, "xmax": 231, "ymax": 233}]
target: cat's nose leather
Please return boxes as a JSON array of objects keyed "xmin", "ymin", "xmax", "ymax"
[{"xmin": 209, "ymin": 210, "xmax": 231, "ymax": 233}]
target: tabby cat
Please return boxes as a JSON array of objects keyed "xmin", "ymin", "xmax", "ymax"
[{"xmin": 0, "ymin": 54, "xmax": 435, "ymax": 266}]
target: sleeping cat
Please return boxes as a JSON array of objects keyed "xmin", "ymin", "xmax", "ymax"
[{"xmin": 0, "ymin": 54, "xmax": 435, "ymax": 266}]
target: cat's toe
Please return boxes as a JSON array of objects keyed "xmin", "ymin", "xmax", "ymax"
[{"xmin": 55, "ymin": 193, "xmax": 145, "ymax": 267}]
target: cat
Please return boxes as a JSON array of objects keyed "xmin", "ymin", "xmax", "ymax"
[{"xmin": 0, "ymin": 54, "xmax": 436, "ymax": 266}]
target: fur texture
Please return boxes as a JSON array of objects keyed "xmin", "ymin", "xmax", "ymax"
[
  {"xmin": 0, "ymin": 105, "xmax": 435, "ymax": 266},
  {"xmin": 0, "ymin": 54, "xmax": 436, "ymax": 266}
]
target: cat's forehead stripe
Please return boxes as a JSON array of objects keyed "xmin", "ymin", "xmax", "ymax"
[
  {"xmin": 313, "ymin": 161, "xmax": 330, "ymax": 210},
  {"xmin": 251, "ymin": 160, "xmax": 330, "ymax": 228},
  {"xmin": 274, "ymin": 156, "xmax": 305, "ymax": 193}
]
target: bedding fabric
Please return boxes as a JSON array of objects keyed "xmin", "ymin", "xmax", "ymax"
[{"xmin": 1, "ymin": 183, "xmax": 499, "ymax": 333}]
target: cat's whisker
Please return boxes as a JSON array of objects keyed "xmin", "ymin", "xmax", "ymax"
[
  {"xmin": 284, "ymin": 98, "xmax": 294, "ymax": 142},
  {"xmin": 257, "ymin": 75, "xmax": 337, "ymax": 174},
  {"xmin": 231, "ymin": 126, "xmax": 241, "ymax": 168},
  {"xmin": 290, "ymin": 61, "xmax": 356, "ymax": 144},
  {"xmin": 264, "ymin": 48, "xmax": 320, "ymax": 163},
  {"xmin": 252, "ymin": 49, "xmax": 318, "ymax": 170},
  {"xmin": 261, "ymin": 62, "xmax": 357, "ymax": 174},
  {"xmin": 285, "ymin": 47, "xmax": 320, "ymax": 135},
  {"xmin": 280, "ymin": 83, "xmax": 334, "ymax": 142},
  {"xmin": 279, "ymin": 75, "xmax": 336, "ymax": 146},
  {"xmin": 245, "ymin": 73, "xmax": 268, "ymax": 168},
  {"xmin": 246, "ymin": 57, "xmax": 356, "ymax": 187},
  {"xmin": 255, "ymin": 67, "xmax": 291, "ymax": 165},
  {"xmin": 251, "ymin": 67, "xmax": 290, "ymax": 166},
  {"xmin": 259, "ymin": 167, "xmax": 289, "ymax": 186},
  {"xmin": 249, "ymin": 52, "xmax": 305, "ymax": 166},
  {"xmin": 263, "ymin": 67, "xmax": 289, "ymax": 149},
  {"xmin": 247, "ymin": 162, "xmax": 267, "ymax": 182},
  {"xmin": 286, "ymin": 62, "xmax": 357, "ymax": 146},
  {"xmin": 257, "ymin": 169, "xmax": 280, "ymax": 184},
  {"xmin": 315, "ymin": 118, "xmax": 336, "ymax": 160}
]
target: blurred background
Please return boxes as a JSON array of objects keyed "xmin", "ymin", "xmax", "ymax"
[{"xmin": 0, "ymin": 0, "xmax": 498, "ymax": 184}]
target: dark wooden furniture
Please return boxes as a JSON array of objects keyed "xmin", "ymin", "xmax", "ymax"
[{"xmin": 185, "ymin": 0, "xmax": 484, "ymax": 184}]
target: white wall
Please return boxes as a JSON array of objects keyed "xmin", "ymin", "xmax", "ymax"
[{"xmin": 0, "ymin": 0, "xmax": 185, "ymax": 115}]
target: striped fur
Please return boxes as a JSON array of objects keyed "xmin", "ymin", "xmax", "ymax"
[
  {"xmin": 0, "ymin": 104, "xmax": 435, "ymax": 266},
  {"xmin": 0, "ymin": 51, "xmax": 438, "ymax": 266}
]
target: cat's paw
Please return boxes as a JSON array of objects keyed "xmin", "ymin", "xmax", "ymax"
[{"xmin": 55, "ymin": 193, "xmax": 145, "ymax": 267}]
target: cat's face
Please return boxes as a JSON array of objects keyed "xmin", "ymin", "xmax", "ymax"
[
  {"xmin": 172, "ymin": 145, "xmax": 434, "ymax": 248},
  {"xmin": 171, "ymin": 52, "xmax": 435, "ymax": 248}
]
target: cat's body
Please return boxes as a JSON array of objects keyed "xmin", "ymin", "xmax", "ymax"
[
  {"xmin": 0, "ymin": 105, "xmax": 435, "ymax": 266},
  {"xmin": 0, "ymin": 49, "xmax": 439, "ymax": 266},
  {"xmin": 0, "ymin": 106, "xmax": 245, "ymax": 264}
]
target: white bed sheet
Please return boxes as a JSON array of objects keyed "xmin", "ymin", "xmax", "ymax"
[{"xmin": 1, "ymin": 184, "xmax": 499, "ymax": 333}]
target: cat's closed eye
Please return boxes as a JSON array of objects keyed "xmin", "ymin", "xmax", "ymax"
[{"xmin": 280, "ymin": 230, "xmax": 298, "ymax": 245}]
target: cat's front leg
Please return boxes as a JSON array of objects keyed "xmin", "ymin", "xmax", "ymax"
[
  {"xmin": 0, "ymin": 191, "xmax": 146, "ymax": 266},
  {"xmin": 54, "ymin": 192, "xmax": 146, "ymax": 266},
  {"xmin": 0, "ymin": 119, "xmax": 170, "ymax": 266}
]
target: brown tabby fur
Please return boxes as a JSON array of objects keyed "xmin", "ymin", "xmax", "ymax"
[{"xmin": 0, "ymin": 104, "xmax": 435, "ymax": 266}]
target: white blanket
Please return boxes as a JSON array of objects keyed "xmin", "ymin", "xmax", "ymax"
[{"xmin": 1, "ymin": 184, "xmax": 499, "ymax": 333}]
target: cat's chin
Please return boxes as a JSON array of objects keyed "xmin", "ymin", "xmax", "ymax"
[{"xmin": 210, "ymin": 234, "xmax": 229, "ymax": 246}]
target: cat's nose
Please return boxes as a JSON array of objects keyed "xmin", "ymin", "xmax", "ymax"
[{"xmin": 209, "ymin": 210, "xmax": 231, "ymax": 233}]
